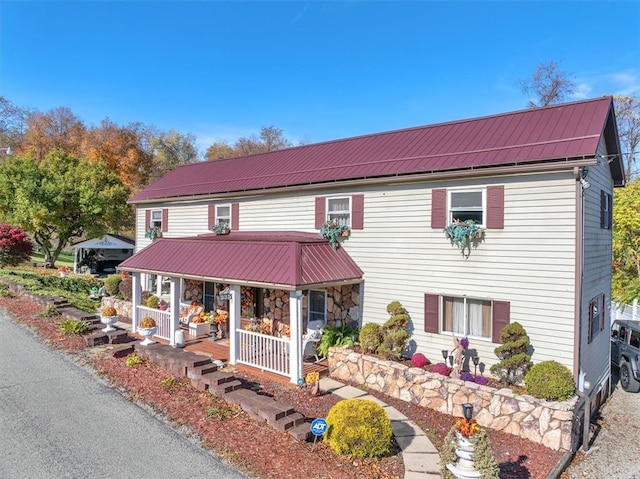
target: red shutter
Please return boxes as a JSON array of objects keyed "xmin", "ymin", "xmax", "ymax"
[
  {"xmin": 431, "ymin": 189, "xmax": 447, "ymax": 228},
  {"xmin": 491, "ymin": 300, "xmax": 510, "ymax": 343},
  {"xmin": 161, "ymin": 209, "xmax": 168, "ymax": 232},
  {"xmin": 208, "ymin": 204, "xmax": 215, "ymax": 229},
  {"xmin": 145, "ymin": 210, "xmax": 150, "ymax": 228},
  {"xmin": 315, "ymin": 197, "xmax": 326, "ymax": 229},
  {"xmin": 424, "ymin": 294, "xmax": 439, "ymax": 333},
  {"xmin": 486, "ymin": 185, "xmax": 504, "ymax": 229},
  {"xmin": 232, "ymin": 203, "xmax": 239, "ymax": 230},
  {"xmin": 351, "ymin": 194, "xmax": 364, "ymax": 230}
]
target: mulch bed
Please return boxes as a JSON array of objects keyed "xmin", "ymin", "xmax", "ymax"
[{"xmin": 0, "ymin": 293, "xmax": 564, "ymax": 479}]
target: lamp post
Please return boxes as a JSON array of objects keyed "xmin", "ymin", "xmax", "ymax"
[
  {"xmin": 442, "ymin": 350, "xmax": 448, "ymax": 361},
  {"xmin": 462, "ymin": 403, "xmax": 474, "ymax": 421},
  {"xmin": 472, "ymin": 356, "xmax": 479, "ymax": 376}
]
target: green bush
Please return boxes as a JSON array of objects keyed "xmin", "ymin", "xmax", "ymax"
[
  {"xmin": 104, "ymin": 274, "xmax": 122, "ymax": 296},
  {"xmin": 490, "ymin": 321, "xmax": 532, "ymax": 385},
  {"xmin": 119, "ymin": 276, "xmax": 132, "ymax": 301},
  {"xmin": 38, "ymin": 304, "xmax": 61, "ymax": 318},
  {"xmin": 325, "ymin": 398, "xmax": 392, "ymax": 458},
  {"xmin": 59, "ymin": 319, "xmax": 89, "ymax": 335},
  {"xmin": 318, "ymin": 322, "xmax": 359, "ymax": 358},
  {"xmin": 146, "ymin": 295, "xmax": 160, "ymax": 309},
  {"xmin": 359, "ymin": 323, "xmax": 382, "ymax": 354},
  {"xmin": 125, "ymin": 354, "xmax": 144, "ymax": 368},
  {"xmin": 525, "ymin": 360, "xmax": 576, "ymax": 401},
  {"xmin": 378, "ymin": 301, "xmax": 410, "ymax": 360}
]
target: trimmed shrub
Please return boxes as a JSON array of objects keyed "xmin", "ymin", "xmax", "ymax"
[
  {"xmin": 490, "ymin": 321, "xmax": 532, "ymax": 385},
  {"xmin": 139, "ymin": 317, "xmax": 156, "ymax": 328},
  {"xmin": 118, "ymin": 276, "xmax": 132, "ymax": 301},
  {"xmin": 146, "ymin": 295, "xmax": 160, "ymax": 309},
  {"xmin": 0, "ymin": 223, "xmax": 33, "ymax": 267},
  {"xmin": 525, "ymin": 360, "xmax": 576, "ymax": 401},
  {"xmin": 359, "ymin": 323, "xmax": 382, "ymax": 354},
  {"xmin": 104, "ymin": 274, "xmax": 122, "ymax": 296},
  {"xmin": 378, "ymin": 300, "xmax": 410, "ymax": 360},
  {"xmin": 411, "ymin": 353, "xmax": 429, "ymax": 368},
  {"xmin": 325, "ymin": 398, "xmax": 392, "ymax": 458}
]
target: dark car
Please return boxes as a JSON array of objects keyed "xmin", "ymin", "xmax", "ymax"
[{"xmin": 611, "ymin": 319, "xmax": 640, "ymax": 392}]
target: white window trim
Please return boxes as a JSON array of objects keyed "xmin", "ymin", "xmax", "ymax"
[
  {"xmin": 150, "ymin": 209, "xmax": 163, "ymax": 229},
  {"xmin": 215, "ymin": 203, "xmax": 232, "ymax": 228},
  {"xmin": 447, "ymin": 188, "xmax": 486, "ymax": 226},
  {"xmin": 326, "ymin": 196, "xmax": 352, "ymax": 227},
  {"xmin": 440, "ymin": 294, "xmax": 492, "ymax": 340},
  {"xmin": 307, "ymin": 289, "xmax": 327, "ymax": 325}
]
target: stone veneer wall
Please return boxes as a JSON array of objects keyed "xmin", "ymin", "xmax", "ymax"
[
  {"xmin": 328, "ymin": 347, "xmax": 580, "ymax": 451},
  {"xmin": 101, "ymin": 297, "xmax": 132, "ymax": 319}
]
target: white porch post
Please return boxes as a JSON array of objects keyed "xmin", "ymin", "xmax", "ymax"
[
  {"xmin": 169, "ymin": 277, "xmax": 180, "ymax": 346},
  {"xmin": 131, "ymin": 273, "xmax": 142, "ymax": 332},
  {"xmin": 289, "ymin": 290, "xmax": 303, "ymax": 384},
  {"xmin": 73, "ymin": 248, "xmax": 78, "ymax": 273},
  {"xmin": 228, "ymin": 284, "xmax": 241, "ymax": 365}
]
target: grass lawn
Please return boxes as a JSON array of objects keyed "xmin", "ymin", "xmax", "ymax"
[{"xmin": 30, "ymin": 251, "xmax": 74, "ymax": 268}]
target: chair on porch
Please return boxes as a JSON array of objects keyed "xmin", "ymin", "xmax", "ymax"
[
  {"xmin": 179, "ymin": 301, "xmax": 203, "ymax": 325},
  {"xmin": 301, "ymin": 320, "xmax": 324, "ymax": 363}
]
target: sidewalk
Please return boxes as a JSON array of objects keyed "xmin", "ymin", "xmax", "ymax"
[{"xmin": 320, "ymin": 377, "xmax": 442, "ymax": 479}]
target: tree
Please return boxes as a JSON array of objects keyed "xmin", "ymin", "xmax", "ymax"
[
  {"xmin": 613, "ymin": 177, "xmax": 640, "ymax": 302},
  {"xmin": 519, "ymin": 61, "xmax": 576, "ymax": 108},
  {"xmin": 0, "ymin": 96, "xmax": 29, "ymax": 152},
  {"xmin": 147, "ymin": 130, "xmax": 199, "ymax": 183},
  {"xmin": 22, "ymin": 106, "xmax": 86, "ymax": 161},
  {"xmin": 614, "ymin": 95, "xmax": 640, "ymax": 180},
  {"xmin": 0, "ymin": 223, "xmax": 33, "ymax": 267},
  {"xmin": 205, "ymin": 125, "xmax": 293, "ymax": 160},
  {"xmin": 0, "ymin": 150, "xmax": 131, "ymax": 267},
  {"xmin": 84, "ymin": 119, "xmax": 153, "ymax": 191}
]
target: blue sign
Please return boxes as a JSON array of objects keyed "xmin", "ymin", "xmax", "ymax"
[{"xmin": 310, "ymin": 418, "xmax": 328, "ymax": 436}]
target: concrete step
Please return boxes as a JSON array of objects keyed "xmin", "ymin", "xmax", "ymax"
[
  {"xmin": 209, "ymin": 379, "xmax": 243, "ymax": 395},
  {"xmin": 270, "ymin": 412, "xmax": 306, "ymax": 431},
  {"xmin": 186, "ymin": 363, "xmax": 219, "ymax": 379},
  {"xmin": 257, "ymin": 402, "xmax": 296, "ymax": 422},
  {"xmin": 288, "ymin": 422, "xmax": 313, "ymax": 441}
]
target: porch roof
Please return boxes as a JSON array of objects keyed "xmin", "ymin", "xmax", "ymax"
[{"xmin": 117, "ymin": 231, "xmax": 364, "ymax": 290}]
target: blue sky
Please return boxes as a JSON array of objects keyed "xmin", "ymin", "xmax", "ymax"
[{"xmin": 1, "ymin": 1, "xmax": 639, "ymax": 154}]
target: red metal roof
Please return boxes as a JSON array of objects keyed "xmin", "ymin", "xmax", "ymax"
[
  {"xmin": 130, "ymin": 97, "xmax": 617, "ymax": 202},
  {"xmin": 118, "ymin": 232, "xmax": 363, "ymax": 289}
]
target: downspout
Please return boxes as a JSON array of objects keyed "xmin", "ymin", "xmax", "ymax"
[{"xmin": 574, "ymin": 166, "xmax": 590, "ymax": 453}]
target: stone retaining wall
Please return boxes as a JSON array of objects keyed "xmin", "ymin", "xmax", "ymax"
[
  {"xmin": 328, "ymin": 347, "xmax": 580, "ymax": 451},
  {"xmin": 101, "ymin": 297, "xmax": 132, "ymax": 319}
]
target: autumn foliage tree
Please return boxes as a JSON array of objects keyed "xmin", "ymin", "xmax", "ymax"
[
  {"xmin": 615, "ymin": 95, "xmax": 640, "ymax": 180},
  {"xmin": 21, "ymin": 106, "xmax": 87, "ymax": 161},
  {"xmin": 0, "ymin": 223, "xmax": 33, "ymax": 267},
  {"xmin": 0, "ymin": 150, "xmax": 131, "ymax": 267}
]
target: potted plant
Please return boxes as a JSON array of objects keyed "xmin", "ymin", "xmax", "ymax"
[
  {"xmin": 319, "ymin": 219, "xmax": 350, "ymax": 250},
  {"xmin": 211, "ymin": 222, "xmax": 230, "ymax": 235},
  {"xmin": 189, "ymin": 311, "xmax": 209, "ymax": 337},
  {"xmin": 100, "ymin": 305, "xmax": 118, "ymax": 332},
  {"xmin": 145, "ymin": 225, "xmax": 162, "ymax": 241},
  {"xmin": 443, "ymin": 219, "xmax": 484, "ymax": 256},
  {"xmin": 138, "ymin": 316, "xmax": 157, "ymax": 346}
]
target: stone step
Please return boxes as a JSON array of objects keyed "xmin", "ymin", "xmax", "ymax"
[
  {"xmin": 200, "ymin": 371, "xmax": 235, "ymax": 386},
  {"xmin": 111, "ymin": 344, "xmax": 135, "ymax": 358},
  {"xmin": 186, "ymin": 363, "xmax": 219, "ymax": 379},
  {"xmin": 257, "ymin": 402, "xmax": 297, "ymax": 422},
  {"xmin": 209, "ymin": 379, "xmax": 243, "ymax": 395},
  {"xmin": 269, "ymin": 412, "xmax": 306, "ymax": 431},
  {"xmin": 288, "ymin": 422, "xmax": 313, "ymax": 441}
]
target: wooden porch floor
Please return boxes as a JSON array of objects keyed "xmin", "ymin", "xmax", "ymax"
[{"xmin": 142, "ymin": 331, "xmax": 329, "ymax": 387}]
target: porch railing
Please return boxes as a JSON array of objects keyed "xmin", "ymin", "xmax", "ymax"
[
  {"xmin": 136, "ymin": 305, "xmax": 171, "ymax": 340},
  {"xmin": 237, "ymin": 329, "xmax": 290, "ymax": 377}
]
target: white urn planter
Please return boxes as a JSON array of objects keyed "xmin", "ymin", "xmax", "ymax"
[
  {"xmin": 138, "ymin": 326, "xmax": 157, "ymax": 346},
  {"xmin": 446, "ymin": 433, "xmax": 482, "ymax": 479},
  {"xmin": 100, "ymin": 315, "xmax": 118, "ymax": 332}
]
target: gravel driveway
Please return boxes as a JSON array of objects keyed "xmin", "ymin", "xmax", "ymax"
[{"xmin": 562, "ymin": 370, "xmax": 640, "ymax": 479}]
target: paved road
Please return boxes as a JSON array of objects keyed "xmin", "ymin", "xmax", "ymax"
[{"xmin": 0, "ymin": 308, "xmax": 248, "ymax": 479}]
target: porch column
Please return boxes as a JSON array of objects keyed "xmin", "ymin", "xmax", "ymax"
[
  {"xmin": 169, "ymin": 277, "xmax": 180, "ymax": 346},
  {"xmin": 289, "ymin": 290, "xmax": 303, "ymax": 384},
  {"xmin": 73, "ymin": 248, "xmax": 78, "ymax": 273},
  {"xmin": 131, "ymin": 272, "xmax": 142, "ymax": 333},
  {"xmin": 228, "ymin": 284, "xmax": 241, "ymax": 365}
]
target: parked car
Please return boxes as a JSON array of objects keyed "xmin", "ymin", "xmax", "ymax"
[{"xmin": 611, "ymin": 319, "xmax": 640, "ymax": 392}]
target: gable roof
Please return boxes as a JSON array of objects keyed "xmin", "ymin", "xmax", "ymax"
[
  {"xmin": 118, "ymin": 231, "xmax": 363, "ymax": 290},
  {"xmin": 130, "ymin": 97, "xmax": 623, "ymax": 203}
]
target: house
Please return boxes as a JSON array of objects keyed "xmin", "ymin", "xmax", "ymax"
[{"xmin": 119, "ymin": 97, "xmax": 624, "ymax": 411}]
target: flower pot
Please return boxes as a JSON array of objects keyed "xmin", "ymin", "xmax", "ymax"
[
  {"xmin": 100, "ymin": 315, "xmax": 118, "ymax": 332},
  {"xmin": 138, "ymin": 326, "xmax": 157, "ymax": 346},
  {"xmin": 59, "ymin": 272, "xmax": 67, "ymax": 278},
  {"xmin": 189, "ymin": 322, "xmax": 209, "ymax": 337}
]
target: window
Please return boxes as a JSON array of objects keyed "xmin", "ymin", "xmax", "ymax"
[
  {"xmin": 449, "ymin": 190, "xmax": 484, "ymax": 224},
  {"xmin": 151, "ymin": 210, "xmax": 162, "ymax": 229},
  {"xmin": 601, "ymin": 191, "xmax": 612, "ymax": 229},
  {"xmin": 631, "ymin": 330, "xmax": 640, "ymax": 349},
  {"xmin": 216, "ymin": 204, "xmax": 231, "ymax": 227},
  {"xmin": 308, "ymin": 290, "xmax": 327, "ymax": 324},
  {"xmin": 442, "ymin": 296, "xmax": 492, "ymax": 338},
  {"xmin": 327, "ymin": 197, "xmax": 351, "ymax": 227},
  {"xmin": 588, "ymin": 296, "xmax": 601, "ymax": 343}
]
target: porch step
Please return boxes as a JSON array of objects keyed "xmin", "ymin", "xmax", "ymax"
[
  {"xmin": 256, "ymin": 402, "xmax": 296, "ymax": 422},
  {"xmin": 208, "ymin": 379, "xmax": 243, "ymax": 395},
  {"xmin": 85, "ymin": 330, "xmax": 130, "ymax": 347},
  {"xmin": 270, "ymin": 412, "xmax": 306, "ymax": 431},
  {"xmin": 288, "ymin": 422, "xmax": 313, "ymax": 441},
  {"xmin": 186, "ymin": 363, "xmax": 219, "ymax": 379}
]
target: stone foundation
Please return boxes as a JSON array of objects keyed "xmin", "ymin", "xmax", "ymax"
[
  {"xmin": 101, "ymin": 296, "xmax": 132, "ymax": 320},
  {"xmin": 328, "ymin": 347, "xmax": 579, "ymax": 451}
]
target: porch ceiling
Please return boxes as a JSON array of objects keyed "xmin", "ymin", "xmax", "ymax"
[{"xmin": 118, "ymin": 231, "xmax": 363, "ymax": 290}]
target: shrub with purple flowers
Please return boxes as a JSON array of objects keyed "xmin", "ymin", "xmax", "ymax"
[
  {"xmin": 431, "ymin": 362, "xmax": 451, "ymax": 376},
  {"xmin": 411, "ymin": 353, "xmax": 429, "ymax": 368},
  {"xmin": 459, "ymin": 371, "xmax": 474, "ymax": 382},
  {"xmin": 474, "ymin": 375, "xmax": 489, "ymax": 385}
]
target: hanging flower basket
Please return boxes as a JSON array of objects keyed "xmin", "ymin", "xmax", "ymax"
[
  {"xmin": 145, "ymin": 226, "xmax": 162, "ymax": 241},
  {"xmin": 211, "ymin": 223, "xmax": 230, "ymax": 235},
  {"xmin": 319, "ymin": 220, "xmax": 350, "ymax": 250},
  {"xmin": 443, "ymin": 220, "xmax": 484, "ymax": 257}
]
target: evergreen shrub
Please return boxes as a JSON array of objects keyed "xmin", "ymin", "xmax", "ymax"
[
  {"xmin": 325, "ymin": 398, "xmax": 392, "ymax": 458},
  {"xmin": 359, "ymin": 323, "xmax": 382, "ymax": 354},
  {"xmin": 104, "ymin": 274, "xmax": 122, "ymax": 296},
  {"xmin": 524, "ymin": 360, "xmax": 576, "ymax": 401}
]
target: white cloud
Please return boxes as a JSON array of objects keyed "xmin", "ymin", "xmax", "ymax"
[{"xmin": 573, "ymin": 82, "xmax": 593, "ymax": 100}]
